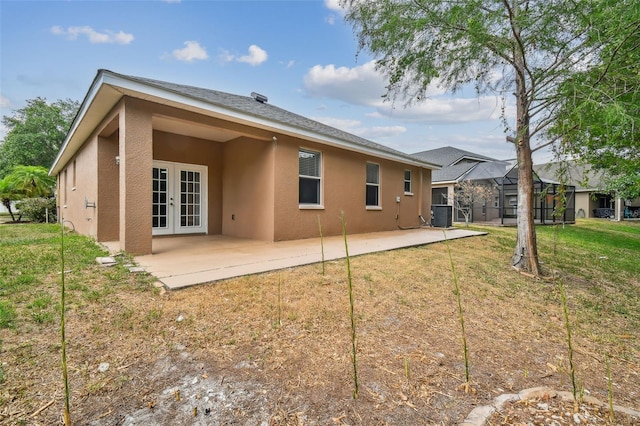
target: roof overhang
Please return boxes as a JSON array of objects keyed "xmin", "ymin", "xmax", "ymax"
[{"xmin": 50, "ymin": 70, "xmax": 440, "ymax": 176}]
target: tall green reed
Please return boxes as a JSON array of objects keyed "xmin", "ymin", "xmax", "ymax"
[
  {"xmin": 443, "ymin": 230, "xmax": 470, "ymax": 390},
  {"xmin": 340, "ymin": 211, "xmax": 358, "ymax": 399}
]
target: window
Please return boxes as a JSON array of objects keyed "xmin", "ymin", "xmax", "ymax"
[
  {"xmin": 366, "ymin": 162, "xmax": 380, "ymax": 207},
  {"xmin": 404, "ymin": 170, "xmax": 412, "ymax": 194},
  {"xmin": 299, "ymin": 149, "xmax": 321, "ymax": 205}
]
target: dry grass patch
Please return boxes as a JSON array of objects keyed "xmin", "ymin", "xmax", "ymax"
[{"xmin": 0, "ymin": 221, "xmax": 638, "ymax": 425}]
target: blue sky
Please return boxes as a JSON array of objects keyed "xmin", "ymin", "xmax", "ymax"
[{"xmin": 0, "ymin": 0, "xmax": 550, "ymax": 162}]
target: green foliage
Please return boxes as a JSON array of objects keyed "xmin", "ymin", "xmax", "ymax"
[
  {"xmin": 0, "ymin": 177, "xmax": 22, "ymax": 222},
  {"xmin": 0, "ymin": 165, "xmax": 56, "ymax": 222},
  {"xmin": 5, "ymin": 165, "xmax": 55, "ymax": 198},
  {"xmin": 550, "ymin": 1, "xmax": 640, "ymax": 198},
  {"xmin": 343, "ymin": 0, "xmax": 638, "ymax": 274},
  {"xmin": 0, "ymin": 300, "xmax": 17, "ymax": 329},
  {"xmin": 15, "ymin": 197, "xmax": 57, "ymax": 223},
  {"xmin": 0, "ymin": 97, "xmax": 79, "ymax": 178}
]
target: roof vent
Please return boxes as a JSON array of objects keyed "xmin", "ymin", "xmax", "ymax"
[{"xmin": 251, "ymin": 92, "xmax": 268, "ymax": 103}]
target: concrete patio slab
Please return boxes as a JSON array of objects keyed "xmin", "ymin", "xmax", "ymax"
[{"xmin": 127, "ymin": 227, "xmax": 485, "ymax": 289}]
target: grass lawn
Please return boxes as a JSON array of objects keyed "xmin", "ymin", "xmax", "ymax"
[{"xmin": 0, "ymin": 219, "xmax": 638, "ymax": 425}]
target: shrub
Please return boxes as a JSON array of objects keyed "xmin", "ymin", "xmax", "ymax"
[{"xmin": 15, "ymin": 197, "xmax": 57, "ymax": 223}]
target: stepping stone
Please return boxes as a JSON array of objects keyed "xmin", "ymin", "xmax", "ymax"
[{"xmin": 96, "ymin": 256, "xmax": 117, "ymax": 266}]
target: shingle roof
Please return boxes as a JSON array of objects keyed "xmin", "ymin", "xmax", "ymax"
[
  {"xmin": 431, "ymin": 163, "xmax": 478, "ymax": 182},
  {"xmin": 464, "ymin": 161, "xmax": 514, "ymax": 181},
  {"xmin": 113, "ymin": 71, "xmax": 438, "ymax": 168},
  {"xmin": 412, "ymin": 146, "xmax": 498, "ymax": 167},
  {"xmin": 533, "ymin": 162, "xmax": 605, "ymax": 191}
]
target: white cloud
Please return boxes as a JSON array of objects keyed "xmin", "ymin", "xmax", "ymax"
[
  {"xmin": 51, "ymin": 25, "xmax": 133, "ymax": 44},
  {"xmin": 304, "ymin": 61, "xmax": 387, "ymax": 105},
  {"xmin": 376, "ymin": 96, "xmax": 507, "ymax": 124},
  {"xmin": 311, "ymin": 116, "xmax": 406, "ymax": 139},
  {"xmin": 0, "ymin": 95, "xmax": 10, "ymax": 108},
  {"xmin": 304, "ymin": 60, "xmax": 512, "ymax": 125},
  {"xmin": 170, "ymin": 41, "xmax": 208, "ymax": 62},
  {"xmin": 324, "ymin": 0, "xmax": 345, "ymax": 13},
  {"xmin": 237, "ymin": 45, "xmax": 268, "ymax": 66},
  {"xmin": 220, "ymin": 45, "xmax": 268, "ymax": 66}
]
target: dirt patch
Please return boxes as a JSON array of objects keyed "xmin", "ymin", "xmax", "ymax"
[{"xmin": 1, "ymin": 230, "xmax": 639, "ymax": 425}]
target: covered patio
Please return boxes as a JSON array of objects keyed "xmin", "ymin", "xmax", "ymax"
[{"xmin": 104, "ymin": 227, "xmax": 485, "ymax": 289}]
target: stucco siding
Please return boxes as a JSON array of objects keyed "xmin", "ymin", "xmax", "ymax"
[
  {"xmin": 272, "ymin": 137, "xmax": 430, "ymax": 241},
  {"xmin": 119, "ymin": 98, "xmax": 153, "ymax": 255},
  {"xmin": 97, "ymin": 132, "xmax": 120, "ymax": 241},
  {"xmin": 58, "ymin": 137, "xmax": 99, "ymax": 238},
  {"xmin": 222, "ymin": 136, "xmax": 275, "ymax": 241}
]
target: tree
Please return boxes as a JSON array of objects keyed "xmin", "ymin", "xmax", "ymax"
[
  {"xmin": 0, "ymin": 177, "xmax": 21, "ymax": 222},
  {"xmin": 450, "ymin": 181, "xmax": 494, "ymax": 228},
  {"xmin": 342, "ymin": 0, "xmax": 636, "ymax": 275},
  {"xmin": 5, "ymin": 165, "xmax": 56, "ymax": 198},
  {"xmin": 550, "ymin": 4, "xmax": 640, "ymax": 201},
  {"xmin": 0, "ymin": 98, "xmax": 79, "ymax": 178},
  {"xmin": 0, "ymin": 166, "xmax": 55, "ymax": 223}
]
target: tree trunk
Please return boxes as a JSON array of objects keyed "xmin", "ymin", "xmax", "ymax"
[
  {"xmin": 512, "ymin": 141, "xmax": 541, "ymax": 275},
  {"xmin": 2, "ymin": 199, "xmax": 17, "ymax": 222},
  {"xmin": 511, "ymin": 64, "xmax": 542, "ymax": 275}
]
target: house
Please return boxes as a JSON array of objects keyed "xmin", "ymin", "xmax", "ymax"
[
  {"xmin": 412, "ymin": 146, "xmax": 499, "ymax": 210},
  {"xmin": 49, "ymin": 70, "xmax": 439, "ymax": 255},
  {"xmin": 534, "ymin": 162, "xmax": 640, "ymax": 220},
  {"xmin": 413, "ymin": 146, "xmax": 576, "ymax": 224}
]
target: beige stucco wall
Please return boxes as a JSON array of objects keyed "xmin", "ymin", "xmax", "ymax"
[
  {"xmin": 56, "ymin": 94, "xmax": 435, "ymax": 254},
  {"xmin": 97, "ymin": 132, "xmax": 120, "ymax": 241},
  {"xmin": 57, "ymin": 138, "xmax": 99, "ymax": 238},
  {"xmin": 575, "ymin": 192, "xmax": 594, "ymax": 218},
  {"xmin": 271, "ymin": 136, "xmax": 431, "ymax": 241},
  {"xmin": 221, "ymin": 136, "xmax": 275, "ymax": 241},
  {"xmin": 153, "ymin": 130, "xmax": 224, "ymax": 234},
  {"xmin": 119, "ymin": 98, "xmax": 153, "ymax": 255}
]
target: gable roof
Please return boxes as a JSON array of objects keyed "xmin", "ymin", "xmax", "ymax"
[
  {"xmin": 533, "ymin": 162, "xmax": 606, "ymax": 191},
  {"xmin": 432, "ymin": 162, "xmax": 478, "ymax": 183},
  {"xmin": 50, "ymin": 69, "xmax": 440, "ymax": 175},
  {"xmin": 412, "ymin": 146, "xmax": 498, "ymax": 168},
  {"xmin": 411, "ymin": 146, "xmax": 500, "ymax": 183}
]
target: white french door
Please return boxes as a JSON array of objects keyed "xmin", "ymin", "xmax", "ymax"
[{"xmin": 152, "ymin": 161, "xmax": 208, "ymax": 236}]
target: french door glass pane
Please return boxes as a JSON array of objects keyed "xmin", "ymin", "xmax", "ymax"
[
  {"xmin": 152, "ymin": 167, "xmax": 169, "ymax": 229},
  {"xmin": 180, "ymin": 170, "xmax": 201, "ymax": 228}
]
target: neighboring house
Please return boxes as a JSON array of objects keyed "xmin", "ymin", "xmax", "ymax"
[
  {"xmin": 49, "ymin": 70, "xmax": 439, "ymax": 255},
  {"xmin": 413, "ymin": 146, "xmax": 575, "ymax": 224},
  {"xmin": 534, "ymin": 162, "xmax": 640, "ymax": 220},
  {"xmin": 412, "ymin": 146, "xmax": 498, "ymax": 210}
]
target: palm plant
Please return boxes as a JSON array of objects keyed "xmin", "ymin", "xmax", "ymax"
[
  {"xmin": 5, "ymin": 165, "xmax": 55, "ymax": 197},
  {"xmin": 0, "ymin": 178, "xmax": 21, "ymax": 222}
]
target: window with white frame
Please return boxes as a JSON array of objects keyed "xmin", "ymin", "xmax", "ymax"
[
  {"xmin": 299, "ymin": 149, "xmax": 322, "ymax": 205},
  {"xmin": 366, "ymin": 162, "xmax": 380, "ymax": 207},
  {"xmin": 404, "ymin": 169, "xmax": 412, "ymax": 194}
]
